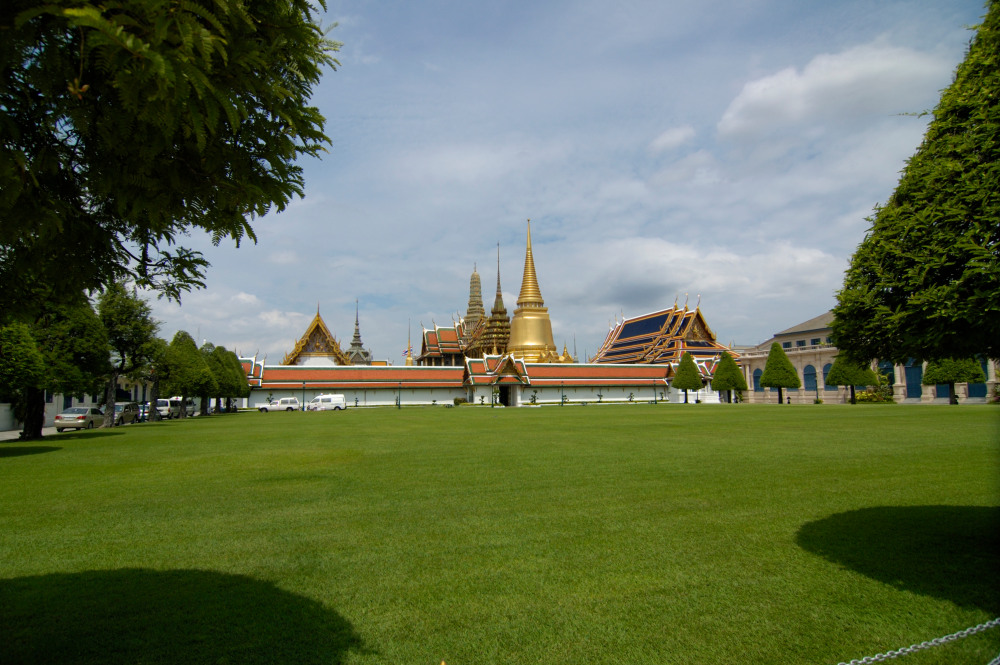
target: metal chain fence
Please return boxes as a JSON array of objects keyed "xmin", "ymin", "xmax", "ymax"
[{"xmin": 835, "ymin": 617, "xmax": 1000, "ymax": 665}]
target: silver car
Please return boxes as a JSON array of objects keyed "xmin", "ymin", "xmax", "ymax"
[{"xmin": 54, "ymin": 407, "xmax": 105, "ymax": 432}]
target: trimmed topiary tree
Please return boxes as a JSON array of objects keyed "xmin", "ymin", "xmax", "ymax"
[
  {"xmin": 760, "ymin": 343, "xmax": 801, "ymax": 404},
  {"xmin": 672, "ymin": 352, "xmax": 704, "ymax": 404},
  {"xmin": 922, "ymin": 358, "xmax": 986, "ymax": 405},
  {"xmin": 825, "ymin": 356, "xmax": 879, "ymax": 404},
  {"xmin": 711, "ymin": 352, "xmax": 747, "ymax": 404}
]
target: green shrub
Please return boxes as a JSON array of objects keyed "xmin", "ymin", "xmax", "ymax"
[{"xmin": 855, "ymin": 389, "xmax": 894, "ymax": 404}]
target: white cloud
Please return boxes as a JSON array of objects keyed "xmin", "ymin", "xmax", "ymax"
[
  {"xmin": 718, "ymin": 43, "xmax": 952, "ymax": 138},
  {"xmin": 650, "ymin": 126, "xmax": 696, "ymax": 152},
  {"xmin": 234, "ymin": 292, "xmax": 262, "ymax": 306},
  {"xmin": 267, "ymin": 251, "xmax": 300, "ymax": 266}
]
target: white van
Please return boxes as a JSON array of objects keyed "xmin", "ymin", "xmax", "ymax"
[
  {"xmin": 307, "ymin": 394, "xmax": 347, "ymax": 411},
  {"xmin": 157, "ymin": 397, "xmax": 194, "ymax": 418}
]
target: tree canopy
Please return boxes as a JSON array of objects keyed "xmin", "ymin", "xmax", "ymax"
[
  {"xmin": 832, "ymin": 2, "xmax": 999, "ymax": 363},
  {"xmin": 711, "ymin": 351, "xmax": 747, "ymax": 403},
  {"xmin": 824, "ymin": 356, "xmax": 879, "ymax": 404},
  {"xmin": 0, "ymin": 0, "xmax": 339, "ymax": 318},
  {"xmin": 672, "ymin": 352, "xmax": 704, "ymax": 403},
  {"xmin": 922, "ymin": 357, "xmax": 986, "ymax": 404},
  {"xmin": 98, "ymin": 283, "xmax": 160, "ymax": 426},
  {"xmin": 6, "ymin": 298, "xmax": 111, "ymax": 438},
  {"xmin": 163, "ymin": 331, "xmax": 216, "ymax": 415},
  {"xmin": 759, "ymin": 343, "xmax": 800, "ymax": 404},
  {"xmin": 0, "ymin": 322, "xmax": 46, "ymax": 402}
]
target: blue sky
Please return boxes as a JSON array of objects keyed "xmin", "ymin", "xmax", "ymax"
[{"xmin": 149, "ymin": 0, "xmax": 986, "ymax": 362}]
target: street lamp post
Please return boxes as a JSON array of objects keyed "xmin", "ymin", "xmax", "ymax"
[{"xmin": 301, "ymin": 381, "xmax": 306, "ymax": 411}]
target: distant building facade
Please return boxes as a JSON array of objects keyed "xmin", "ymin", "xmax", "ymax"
[{"xmin": 739, "ymin": 311, "xmax": 998, "ymax": 403}]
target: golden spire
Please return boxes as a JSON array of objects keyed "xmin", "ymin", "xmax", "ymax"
[
  {"xmin": 507, "ymin": 219, "xmax": 559, "ymax": 363},
  {"xmin": 516, "ymin": 219, "xmax": 544, "ymax": 307},
  {"xmin": 492, "ymin": 243, "xmax": 505, "ymax": 314}
]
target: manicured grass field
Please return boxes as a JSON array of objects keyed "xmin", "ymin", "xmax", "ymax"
[{"xmin": 1, "ymin": 404, "xmax": 998, "ymax": 664}]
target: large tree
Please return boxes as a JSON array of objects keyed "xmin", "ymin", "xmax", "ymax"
[
  {"xmin": 0, "ymin": 323, "xmax": 46, "ymax": 406},
  {"xmin": 711, "ymin": 351, "xmax": 747, "ymax": 404},
  {"xmin": 0, "ymin": 1, "xmax": 339, "ymax": 319},
  {"xmin": 824, "ymin": 356, "xmax": 879, "ymax": 405},
  {"xmin": 671, "ymin": 352, "xmax": 704, "ymax": 404},
  {"xmin": 922, "ymin": 358, "xmax": 986, "ymax": 405},
  {"xmin": 205, "ymin": 345, "xmax": 248, "ymax": 413},
  {"xmin": 4, "ymin": 298, "xmax": 111, "ymax": 439},
  {"xmin": 162, "ymin": 331, "xmax": 216, "ymax": 417},
  {"xmin": 759, "ymin": 343, "xmax": 801, "ymax": 404},
  {"xmin": 832, "ymin": 3, "xmax": 999, "ymax": 363},
  {"xmin": 97, "ymin": 283, "xmax": 160, "ymax": 427}
]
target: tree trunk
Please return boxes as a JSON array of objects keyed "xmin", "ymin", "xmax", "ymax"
[
  {"xmin": 849, "ymin": 385, "xmax": 856, "ymax": 404},
  {"xmin": 103, "ymin": 372, "xmax": 118, "ymax": 428},
  {"xmin": 948, "ymin": 381, "xmax": 958, "ymax": 405},
  {"xmin": 683, "ymin": 389, "xmax": 689, "ymax": 404},
  {"xmin": 179, "ymin": 394, "xmax": 188, "ymax": 418},
  {"xmin": 20, "ymin": 387, "xmax": 45, "ymax": 440},
  {"xmin": 148, "ymin": 377, "xmax": 160, "ymax": 421},
  {"xmin": 777, "ymin": 387, "xmax": 784, "ymax": 404}
]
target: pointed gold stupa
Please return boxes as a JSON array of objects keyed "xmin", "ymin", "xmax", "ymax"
[{"xmin": 507, "ymin": 220, "xmax": 559, "ymax": 363}]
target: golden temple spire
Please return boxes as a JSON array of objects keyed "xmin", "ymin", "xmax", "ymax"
[
  {"xmin": 507, "ymin": 219, "xmax": 559, "ymax": 363},
  {"xmin": 516, "ymin": 219, "xmax": 544, "ymax": 308},
  {"xmin": 492, "ymin": 243, "xmax": 505, "ymax": 313}
]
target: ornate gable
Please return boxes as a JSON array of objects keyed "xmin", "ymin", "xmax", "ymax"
[{"xmin": 282, "ymin": 312, "xmax": 350, "ymax": 365}]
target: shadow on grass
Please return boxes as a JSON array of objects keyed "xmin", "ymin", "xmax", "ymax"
[
  {"xmin": 52, "ymin": 429, "xmax": 127, "ymax": 440},
  {"xmin": 1, "ymin": 568, "xmax": 366, "ymax": 664},
  {"xmin": 0, "ymin": 446, "xmax": 61, "ymax": 458},
  {"xmin": 797, "ymin": 506, "xmax": 1000, "ymax": 614}
]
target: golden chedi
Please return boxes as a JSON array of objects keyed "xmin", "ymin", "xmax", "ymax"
[{"xmin": 507, "ymin": 221, "xmax": 561, "ymax": 363}]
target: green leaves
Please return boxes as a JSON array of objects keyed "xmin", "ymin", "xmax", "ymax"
[
  {"xmin": 711, "ymin": 351, "xmax": 748, "ymax": 392},
  {"xmin": 760, "ymin": 343, "xmax": 801, "ymax": 390},
  {"xmin": 672, "ymin": 352, "xmax": 704, "ymax": 392},
  {"xmin": 921, "ymin": 358, "xmax": 987, "ymax": 385},
  {"xmin": 833, "ymin": 2, "xmax": 1000, "ymax": 362},
  {"xmin": 1, "ymin": 0, "xmax": 340, "ymax": 318}
]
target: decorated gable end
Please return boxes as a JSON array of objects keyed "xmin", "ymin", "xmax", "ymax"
[{"xmin": 282, "ymin": 311, "xmax": 350, "ymax": 366}]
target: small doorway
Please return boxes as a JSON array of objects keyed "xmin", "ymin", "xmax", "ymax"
[{"xmin": 498, "ymin": 385, "xmax": 513, "ymax": 406}]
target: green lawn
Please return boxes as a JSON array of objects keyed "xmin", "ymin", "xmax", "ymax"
[{"xmin": 1, "ymin": 404, "xmax": 998, "ymax": 664}]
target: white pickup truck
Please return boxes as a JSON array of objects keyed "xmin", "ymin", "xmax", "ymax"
[{"xmin": 255, "ymin": 397, "xmax": 301, "ymax": 412}]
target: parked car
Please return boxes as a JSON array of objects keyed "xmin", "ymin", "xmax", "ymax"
[
  {"xmin": 307, "ymin": 394, "xmax": 347, "ymax": 411},
  {"xmin": 137, "ymin": 402, "xmax": 151, "ymax": 422},
  {"xmin": 54, "ymin": 407, "xmax": 105, "ymax": 432},
  {"xmin": 255, "ymin": 397, "xmax": 301, "ymax": 412},
  {"xmin": 113, "ymin": 402, "xmax": 140, "ymax": 425}
]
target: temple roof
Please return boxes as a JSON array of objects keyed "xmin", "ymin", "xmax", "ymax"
[
  {"xmin": 591, "ymin": 303, "xmax": 736, "ymax": 376},
  {"xmin": 417, "ymin": 323, "xmax": 466, "ymax": 362},
  {"xmin": 282, "ymin": 310, "xmax": 350, "ymax": 366}
]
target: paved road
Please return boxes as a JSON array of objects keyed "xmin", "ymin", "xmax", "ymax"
[{"xmin": 1, "ymin": 427, "xmax": 61, "ymax": 441}]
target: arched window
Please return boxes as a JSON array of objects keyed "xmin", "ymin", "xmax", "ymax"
[
  {"xmin": 753, "ymin": 369, "xmax": 762, "ymax": 392},
  {"xmin": 823, "ymin": 363, "xmax": 834, "ymax": 387},
  {"xmin": 803, "ymin": 365, "xmax": 817, "ymax": 391}
]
